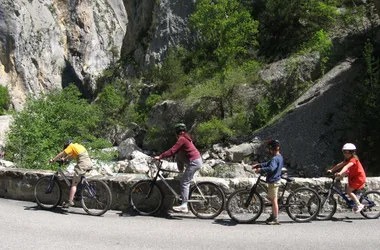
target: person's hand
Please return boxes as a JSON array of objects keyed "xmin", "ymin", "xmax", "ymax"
[
  {"xmin": 255, "ymin": 168, "xmax": 261, "ymax": 174},
  {"xmin": 326, "ymin": 169, "xmax": 332, "ymax": 173},
  {"xmin": 154, "ymin": 156, "xmax": 160, "ymax": 160},
  {"xmin": 251, "ymin": 164, "xmax": 260, "ymax": 169},
  {"xmin": 335, "ymin": 172, "xmax": 341, "ymax": 177},
  {"xmin": 49, "ymin": 158, "xmax": 55, "ymax": 163}
]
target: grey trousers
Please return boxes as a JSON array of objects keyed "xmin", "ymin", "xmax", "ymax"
[{"xmin": 181, "ymin": 157, "xmax": 202, "ymax": 203}]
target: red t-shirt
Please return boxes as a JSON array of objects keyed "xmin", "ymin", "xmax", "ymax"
[
  {"xmin": 346, "ymin": 158, "xmax": 366, "ymax": 190},
  {"xmin": 159, "ymin": 133, "xmax": 201, "ymax": 161}
]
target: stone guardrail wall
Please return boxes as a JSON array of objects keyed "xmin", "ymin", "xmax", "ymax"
[{"xmin": 1, "ymin": 167, "xmax": 380, "ymax": 212}]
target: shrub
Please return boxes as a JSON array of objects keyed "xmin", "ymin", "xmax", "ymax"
[{"xmin": 5, "ymin": 85, "xmax": 107, "ymax": 169}]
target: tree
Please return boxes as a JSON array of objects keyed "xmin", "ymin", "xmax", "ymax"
[
  {"xmin": 189, "ymin": 0, "xmax": 259, "ymax": 71},
  {"xmin": 5, "ymin": 85, "xmax": 105, "ymax": 169}
]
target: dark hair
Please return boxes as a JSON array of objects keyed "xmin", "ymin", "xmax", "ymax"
[
  {"xmin": 174, "ymin": 123, "xmax": 187, "ymax": 134},
  {"xmin": 267, "ymin": 139, "xmax": 280, "ymax": 150},
  {"xmin": 63, "ymin": 138, "xmax": 73, "ymax": 150}
]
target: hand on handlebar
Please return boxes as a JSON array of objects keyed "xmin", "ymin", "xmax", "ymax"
[{"xmin": 251, "ymin": 164, "xmax": 261, "ymax": 174}]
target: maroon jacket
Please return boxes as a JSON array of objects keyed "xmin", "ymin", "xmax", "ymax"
[{"xmin": 159, "ymin": 133, "xmax": 201, "ymax": 161}]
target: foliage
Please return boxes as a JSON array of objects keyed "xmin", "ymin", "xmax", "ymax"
[
  {"xmin": 195, "ymin": 118, "xmax": 234, "ymax": 147},
  {"xmin": 300, "ymin": 29, "xmax": 333, "ymax": 74},
  {"xmin": 0, "ymin": 85, "xmax": 10, "ymax": 115},
  {"xmin": 350, "ymin": 40, "xmax": 380, "ymax": 175},
  {"xmin": 5, "ymin": 85, "xmax": 111, "ymax": 169},
  {"xmin": 189, "ymin": 0, "xmax": 259, "ymax": 71},
  {"xmin": 258, "ymin": 0, "xmax": 339, "ymax": 58}
]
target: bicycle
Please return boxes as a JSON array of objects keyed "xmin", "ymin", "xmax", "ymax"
[
  {"xmin": 317, "ymin": 173, "xmax": 380, "ymax": 220},
  {"xmin": 34, "ymin": 160, "xmax": 112, "ymax": 216},
  {"xmin": 226, "ymin": 169, "xmax": 321, "ymax": 223},
  {"xmin": 129, "ymin": 159, "xmax": 225, "ymax": 219}
]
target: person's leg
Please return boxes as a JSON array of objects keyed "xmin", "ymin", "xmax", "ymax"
[
  {"xmin": 180, "ymin": 158, "xmax": 202, "ymax": 203},
  {"xmin": 63, "ymin": 166, "xmax": 82, "ymax": 208},
  {"xmin": 267, "ymin": 182, "xmax": 280, "ymax": 225},
  {"xmin": 173, "ymin": 158, "xmax": 202, "ymax": 212},
  {"xmin": 347, "ymin": 186, "xmax": 360, "ymax": 205}
]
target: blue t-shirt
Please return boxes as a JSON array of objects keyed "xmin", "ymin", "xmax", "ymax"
[{"xmin": 260, "ymin": 154, "xmax": 283, "ymax": 183}]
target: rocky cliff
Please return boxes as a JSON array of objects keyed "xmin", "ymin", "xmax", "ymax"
[{"xmin": 0, "ymin": 0, "xmax": 194, "ymax": 109}]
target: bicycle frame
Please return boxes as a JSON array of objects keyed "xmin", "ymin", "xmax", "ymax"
[
  {"xmin": 245, "ymin": 174, "xmax": 292, "ymax": 209},
  {"xmin": 322, "ymin": 177, "xmax": 360, "ymax": 208},
  {"xmin": 147, "ymin": 160, "xmax": 205, "ymax": 203},
  {"xmin": 46, "ymin": 164, "xmax": 95, "ymax": 199}
]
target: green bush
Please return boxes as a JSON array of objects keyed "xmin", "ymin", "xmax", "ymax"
[
  {"xmin": 0, "ymin": 85, "xmax": 10, "ymax": 114},
  {"xmin": 5, "ymin": 84, "xmax": 109, "ymax": 169},
  {"xmin": 195, "ymin": 119, "xmax": 234, "ymax": 148}
]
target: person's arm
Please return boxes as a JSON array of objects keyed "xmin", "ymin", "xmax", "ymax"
[
  {"xmin": 157, "ymin": 137, "xmax": 185, "ymax": 159},
  {"xmin": 260, "ymin": 159, "xmax": 277, "ymax": 174},
  {"xmin": 336, "ymin": 162, "xmax": 354, "ymax": 177},
  {"xmin": 50, "ymin": 151, "xmax": 67, "ymax": 162},
  {"xmin": 252, "ymin": 160, "xmax": 270, "ymax": 174},
  {"xmin": 329, "ymin": 161, "xmax": 345, "ymax": 172}
]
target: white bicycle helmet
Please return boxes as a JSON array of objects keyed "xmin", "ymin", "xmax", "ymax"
[{"xmin": 342, "ymin": 143, "xmax": 356, "ymax": 151}]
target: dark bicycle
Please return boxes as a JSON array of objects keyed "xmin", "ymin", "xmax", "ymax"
[
  {"xmin": 226, "ymin": 169, "xmax": 320, "ymax": 223},
  {"xmin": 34, "ymin": 160, "xmax": 112, "ymax": 216},
  {"xmin": 317, "ymin": 173, "xmax": 380, "ymax": 220},
  {"xmin": 129, "ymin": 159, "xmax": 225, "ymax": 219}
]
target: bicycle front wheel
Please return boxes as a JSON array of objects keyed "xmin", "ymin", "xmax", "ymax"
[
  {"xmin": 286, "ymin": 187, "xmax": 320, "ymax": 222},
  {"xmin": 129, "ymin": 180, "xmax": 163, "ymax": 215},
  {"xmin": 360, "ymin": 190, "xmax": 380, "ymax": 219},
  {"xmin": 226, "ymin": 189, "xmax": 263, "ymax": 223},
  {"xmin": 188, "ymin": 182, "xmax": 225, "ymax": 219},
  {"xmin": 81, "ymin": 180, "xmax": 112, "ymax": 216},
  {"xmin": 34, "ymin": 176, "xmax": 62, "ymax": 209},
  {"xmin": 316, "ymin": 193, "xmax": 337, "ymax": 221}
]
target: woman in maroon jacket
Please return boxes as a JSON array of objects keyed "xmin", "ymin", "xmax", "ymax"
[{"xmin": 154, "ymin": 123, "xmax": 202, "ymax": 213}]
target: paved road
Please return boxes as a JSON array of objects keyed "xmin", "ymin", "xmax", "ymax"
[{"xmin": 0, "ymin": 198, "xmax": 379, "ymax": 250}]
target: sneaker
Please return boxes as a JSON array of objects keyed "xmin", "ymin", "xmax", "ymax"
[
  {"xmin": 266, "ymin": 218, "xmax": 280, "ymax": 225},
  {"xmin": 265, "ymin": 214, "xmax": 275, "ymax": 223},
  {"xmin": 62, "ymin": 200, "xmax": 74, "ymax": 208},
  {"xmin": 172, "ymin": 204, "xmax": 189, "ymax": 213},
  {"xmin": 354, "ymin": 203, "xmax": 364, "ymax": 214}
]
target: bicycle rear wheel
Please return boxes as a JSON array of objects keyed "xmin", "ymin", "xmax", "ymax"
[
  {"xmin": 316, "ymin": 193, "xmax": 337, "ymax": 221},
  {"xmin": 81, "ymin": 180, "xmax": 112, "ymax": 216},
  {"xmin": 188, "ymin": 182, "xmax": 225, "ymax": 219},
  {"xmin": 360, "ymin": 190, "xmax": 380, "ymax": 219},
  {"xmin": 226, "ymin": 189, "xmax": 263, "ymax": 223},
  {"xmin": 286, "ymin": 187, "xmax": 320, "ymax": 222},
  {"xmin": 34, "ymin": 176, "xmax": 62, "ymax": 209},
  {"xmin": 129, "ymin": 180, "xmax": 163, "ymax": 215}
]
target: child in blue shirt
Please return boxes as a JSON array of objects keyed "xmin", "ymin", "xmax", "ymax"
[{"xmin": 252, "ymin": 139, "xmax": 284, "ymax": 225}]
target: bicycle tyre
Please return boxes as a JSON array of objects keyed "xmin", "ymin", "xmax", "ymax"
[
  {"xmin": 316, "ymin": 193, "xmax": 337, "ymax": 221},
  {"xmin": 360, "ymin": 190, "xmax": 380, "ymax": 219},
  {"xmin": 34, "ymin": 176, "xmax": 62, "ymax": 210},
  {"xmin": 129, "ymin": 180, "xmax": 163, "ymax": 215},
  {"xmin": 286, "ymin": 187, "xmax": 320, "ymax": 222},
  {"xmin": 81, "ymin": 180, "xmax": 112, "ymax": 216},
  {"xmin": 226, "ymin": 189, "xmax": 263, "ymax": 223},
  {"xmin": 188, "ymin": 182, "xmax": 225, "ymax": 219}
]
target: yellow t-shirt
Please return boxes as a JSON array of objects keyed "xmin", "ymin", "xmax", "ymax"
[{"xmin": 64, "ymin": 143, "xmax": 86, "ymax": 160}]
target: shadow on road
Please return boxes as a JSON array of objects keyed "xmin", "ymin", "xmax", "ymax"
[
  {"xmin": 118, "ymin": 207, "xmax": 204, "ymax": 221},
  {"xmin": 314, "ymin": 215, "xmax": 368, "ymax": 223},
  {"xmin": 212, "ymin": 218, "xmax": 298, "ymax": 226},
  {"xmin": 24, "ymin": 205, "xmax": 69, "ymax": 215}
]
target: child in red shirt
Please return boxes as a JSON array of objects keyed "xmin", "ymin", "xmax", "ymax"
[{"xmin": 328, "ymin": 143, "xmax": 366, "ymax": 213}]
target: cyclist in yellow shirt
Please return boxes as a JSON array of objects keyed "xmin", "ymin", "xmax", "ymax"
[{"xmin": 50, "ymin": 139, "xmax": 93, "ymax": 208}]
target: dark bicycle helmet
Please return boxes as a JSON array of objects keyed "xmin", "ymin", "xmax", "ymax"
[
  {"xmin": 174, "ymin": 123, "xmax": 187, "ymax": 134},
  {"xmin": 63, "ymin": 138, "xmax": 73, "ymax": 150},
  {"xmin": 267, "ymin": 139, "xmax": 280, "ymax": 150}
]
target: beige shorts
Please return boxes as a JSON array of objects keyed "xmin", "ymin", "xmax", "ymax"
[
  {"xmin": 267, "ymin": 182, "xmax": 281, "ymax": 199},
  {"xmin": 73, "ymin": 151, "xmax": 92, "ymax": 184}
]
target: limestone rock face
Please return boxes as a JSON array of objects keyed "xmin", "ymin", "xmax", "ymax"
[{"xmin": 0, "ymin": 0, "xmax": 128, "ymax": 110}]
